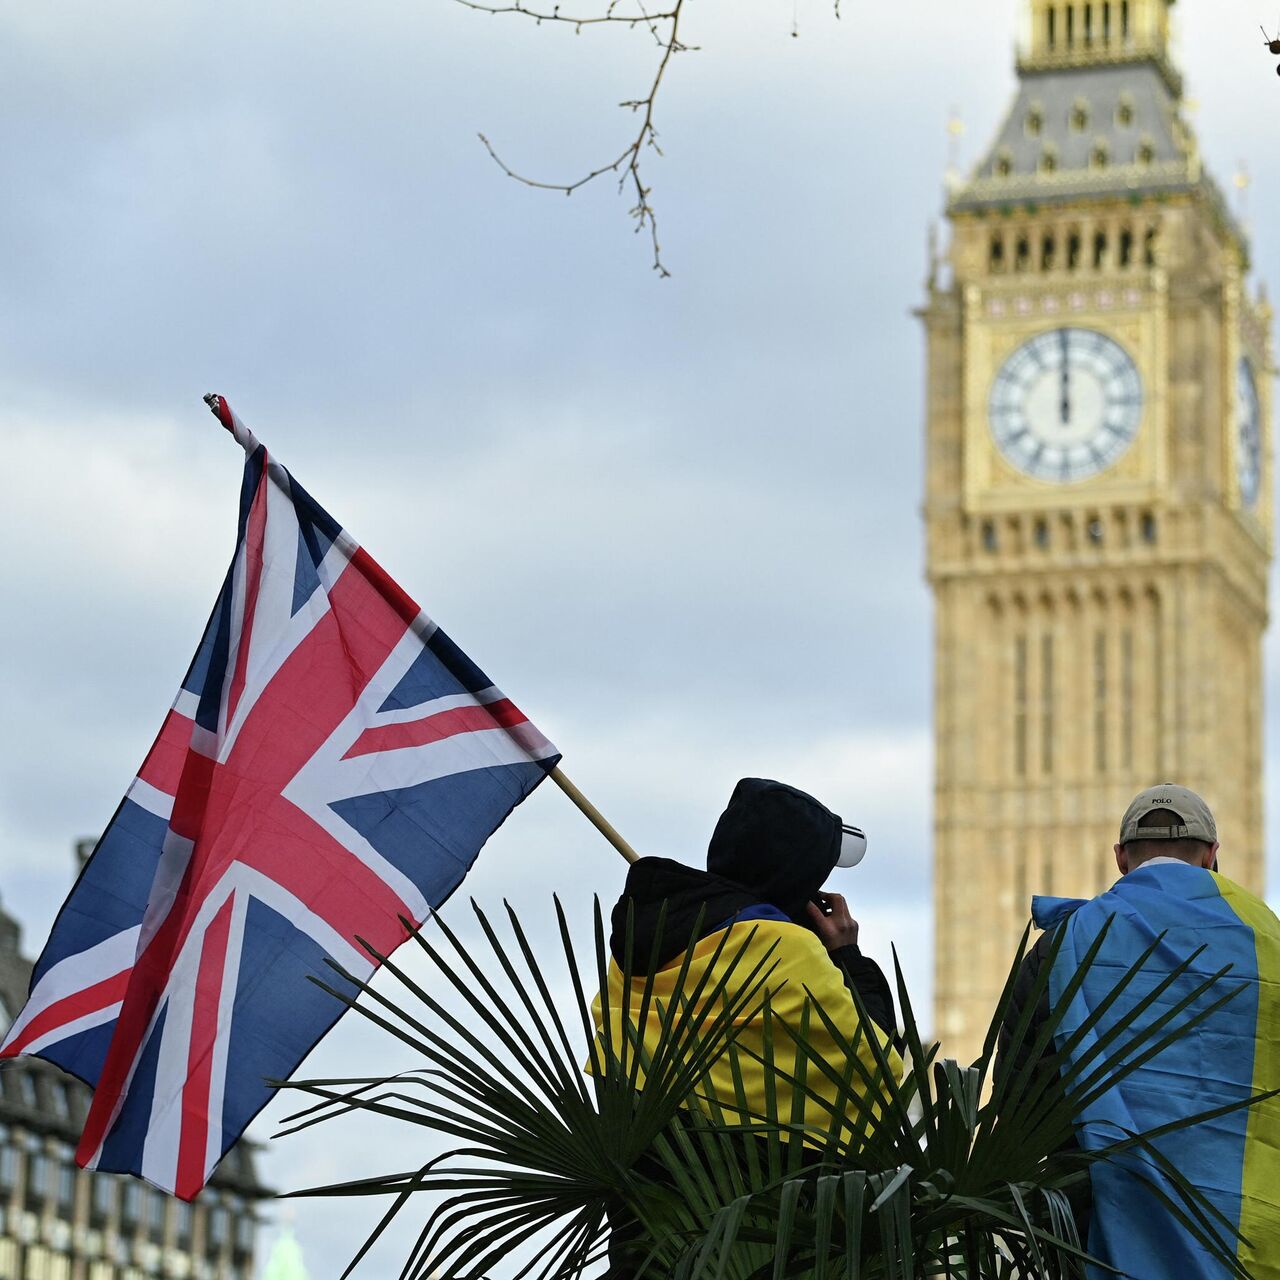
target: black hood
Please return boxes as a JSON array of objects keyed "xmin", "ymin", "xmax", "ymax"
[
  {"xmin": 706, "ymin": 778, "xmax": 842, "ymax": 922},
  {"xmin": 608, "ymin": 857, "xmax": 766, "ymax": 969}
]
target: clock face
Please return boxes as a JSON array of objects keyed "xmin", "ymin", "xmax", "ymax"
[
  {"xmin": 989, "ymin": 328, "xmax": 1143, "ymax": 483},
  {"xmin": 1236, "ymin": 356, "xmax": 1261, "ymax": 508}
]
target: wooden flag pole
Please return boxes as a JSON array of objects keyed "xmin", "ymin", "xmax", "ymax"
[{"xmin": 550, "ymin": 767, "xmax": 640, "ymax": 864}]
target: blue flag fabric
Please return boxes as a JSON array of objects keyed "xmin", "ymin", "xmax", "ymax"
[
  {"xmin": 0, "ymin": 398, "xmax": 561, "ymax": 1198},
  {"xmin": 1033, "ymin": 864, "xmax": 1280, "ymax": 1279}
]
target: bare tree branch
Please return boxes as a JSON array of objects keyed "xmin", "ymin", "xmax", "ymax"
[
  {"xmin": 455, "ymin": 0, "xmax": 662, "ymax": 27},
  {"xmin": 460, "ymin": 0, "xmax": 688, "ymax": 276},
  {"xmin": 459, "ymin": 1, "xmax": 844, "ymax": 275}
]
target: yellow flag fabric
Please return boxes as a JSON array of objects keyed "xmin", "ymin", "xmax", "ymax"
[
  {"xmin": 1215, "ymin": 877, "xmax": 1280, "ymax": 1279},
  {"xmin": 1035, "ymin": 867, "xmax": 1280, "ymax": 1279},
  {"xmin": 590, "ymin": 918, "xmax": 902, "ymax": 1146}
]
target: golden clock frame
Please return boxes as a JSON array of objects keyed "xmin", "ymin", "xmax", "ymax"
[{"xmin": 961, "ymin": 281, "xmax": 1168, "ymax": 514}]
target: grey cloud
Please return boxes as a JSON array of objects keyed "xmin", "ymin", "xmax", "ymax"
[{"xmin": 3, "ymin": 0, "xmax": 1278, "ymax": 1273}]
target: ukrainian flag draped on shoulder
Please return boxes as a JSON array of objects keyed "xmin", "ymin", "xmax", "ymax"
[{"xmin": 1033, "ymin": 864, "xmax": 1280, "ymax": 1279}]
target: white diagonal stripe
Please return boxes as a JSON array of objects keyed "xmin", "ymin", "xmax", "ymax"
[
  {"xmin": 173, "ymin": 689, "xmax": 201, "ymax": 720},
  {"xmin": 135, "ymin": 863, "xmax": 375, "ymax": 1190},
  {"xmin": 2, "ymin": 927, "xmax": 140, "ymax": 1053},
  {"xmin": 217, "ymin": 529, "xmax": 251, "ymax": 745},
  {"xmin": 203, "ymin": 891, "xmax": 249, "ymax": 1184},
  {"xmin": 138, "ymin": 831, "xmax": 197, "ymax": 955},
  {"xmin": 219, "ymin": 477, "xmax": 334, "ymax": 763},
  {"xmin": 127, "ymin": 778, "xmax": 175, "ymax": 821},
  {"xmin": 323, "ymin": 727, "xmax": 549, "ymax": 802},
  {"xmin": 18, "ymin": 1004, "xmax": 123, "ymax": 1058},
  {"xmin": 364, "ymin": 685, "xmax": 505, "ymax": 729}
]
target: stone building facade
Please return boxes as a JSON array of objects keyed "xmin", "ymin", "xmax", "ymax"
[
  {"xmin": 0, "ymin": 893, "xmax": 268, "ymax": 1280},
  {"xmin": 923, "ymin": 0, "xmax": 1273, "ymax": 1063}
]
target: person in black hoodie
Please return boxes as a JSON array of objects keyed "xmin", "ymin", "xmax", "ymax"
[{"xmin": 591, "ymin": 777, "xmax": 901, "ymax": 1275}]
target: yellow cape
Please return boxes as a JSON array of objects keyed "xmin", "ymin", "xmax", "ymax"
[{"xmin": 590, "ymin": 918, "xmax": 903, "ymax": 1145}]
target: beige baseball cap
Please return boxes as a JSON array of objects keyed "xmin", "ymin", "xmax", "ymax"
[{"xmin": 1119, "ymin": 783, "xmax": 1218, "ymax": 845}]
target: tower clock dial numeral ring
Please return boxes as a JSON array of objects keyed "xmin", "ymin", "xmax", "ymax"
[{"xmin": 988, "ymin": 327, "xmax": 1143, "ymax": 484}]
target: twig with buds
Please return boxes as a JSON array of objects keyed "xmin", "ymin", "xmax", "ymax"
[
  {"xmin": 457, "ymin": 0, "xmax": 842, "ymax": 275},
  {"xmin": 458, "ymin": 0, "xmax": 686, "ymax": 277}
]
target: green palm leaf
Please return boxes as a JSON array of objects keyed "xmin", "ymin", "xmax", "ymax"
[{"xmin": 277, "ymin": 899, "xmax": 1269, "ymax": 1280}]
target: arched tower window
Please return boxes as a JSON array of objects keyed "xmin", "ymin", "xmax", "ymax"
[
  {"xmin": 1121, "ymin": 628, "xmax": 1134, "ymax": 768},
  {"xmin": 1041, "ymin": 633, "xmax": 1055, "ymax": 774},
  {"xmin": 1093, "ymin": 629, "xmax": 1108, "ymax": 772},
  {"xmin": 1014, "ymin": 633, "xmax": 1029, "ymax": 777}
]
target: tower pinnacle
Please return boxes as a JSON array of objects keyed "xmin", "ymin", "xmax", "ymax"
[{"xmin": 1021, "ymin": 0, "xmax": 1178, "ymax": 92}]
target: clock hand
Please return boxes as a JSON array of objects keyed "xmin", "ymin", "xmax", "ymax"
[{"xmin": 1059, "ymin": 329, "xmax": 1071, "ymax": 425}]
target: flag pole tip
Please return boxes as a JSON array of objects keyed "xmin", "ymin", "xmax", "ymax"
[{"xmin": 204, "ymin": 394, "xmax": 241, "ymax": 441}]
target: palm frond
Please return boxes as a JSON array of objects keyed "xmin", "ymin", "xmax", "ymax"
[{"xmin": 279, "ymin": 898, "xmax": 1266, "ymax": 1280}]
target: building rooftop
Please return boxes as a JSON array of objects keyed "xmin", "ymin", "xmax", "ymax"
[{"xmin": 948, "ymin": 4, "xmax": 1245, "ymax": 256}]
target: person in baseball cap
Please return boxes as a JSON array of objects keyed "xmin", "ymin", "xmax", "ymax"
[
  {"xmin": 998, "ymin": 784, "xmax": 1280, "ymax": 1277},
  {"xmin": 1113, "ymin": 783, "xmax": 1219, "ymax": 873},
  {"xmin": 1000, "ymin": 782, "xmax": 1223, "ymax": 1085}
]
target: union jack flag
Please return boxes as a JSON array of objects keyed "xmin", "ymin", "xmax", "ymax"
[{"xmin": 1, "ymin": 398, "xmax": 560, "ymax": 1198}]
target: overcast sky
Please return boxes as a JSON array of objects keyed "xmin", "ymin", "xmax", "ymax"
[{"xmin": 2, "ymin": 1, "xmax": 1278, "ymax": 1274}]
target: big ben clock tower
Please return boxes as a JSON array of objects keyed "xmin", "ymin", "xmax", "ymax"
[{"xmin": 923, "ymin": 0, "xmax": 1273, "ymax": 1063}]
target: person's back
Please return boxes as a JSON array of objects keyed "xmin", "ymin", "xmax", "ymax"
[
  {"xmin": 591, "ymin": 782, "xmax": 901, "ymax": 1215},
  {"xmin": 593, "ymin": 779, "xmax": 901, "ymax": 1127},
  {"xmin": 1003, "ymin": 785, "xmax": 1280, "ymax": 1279}
]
